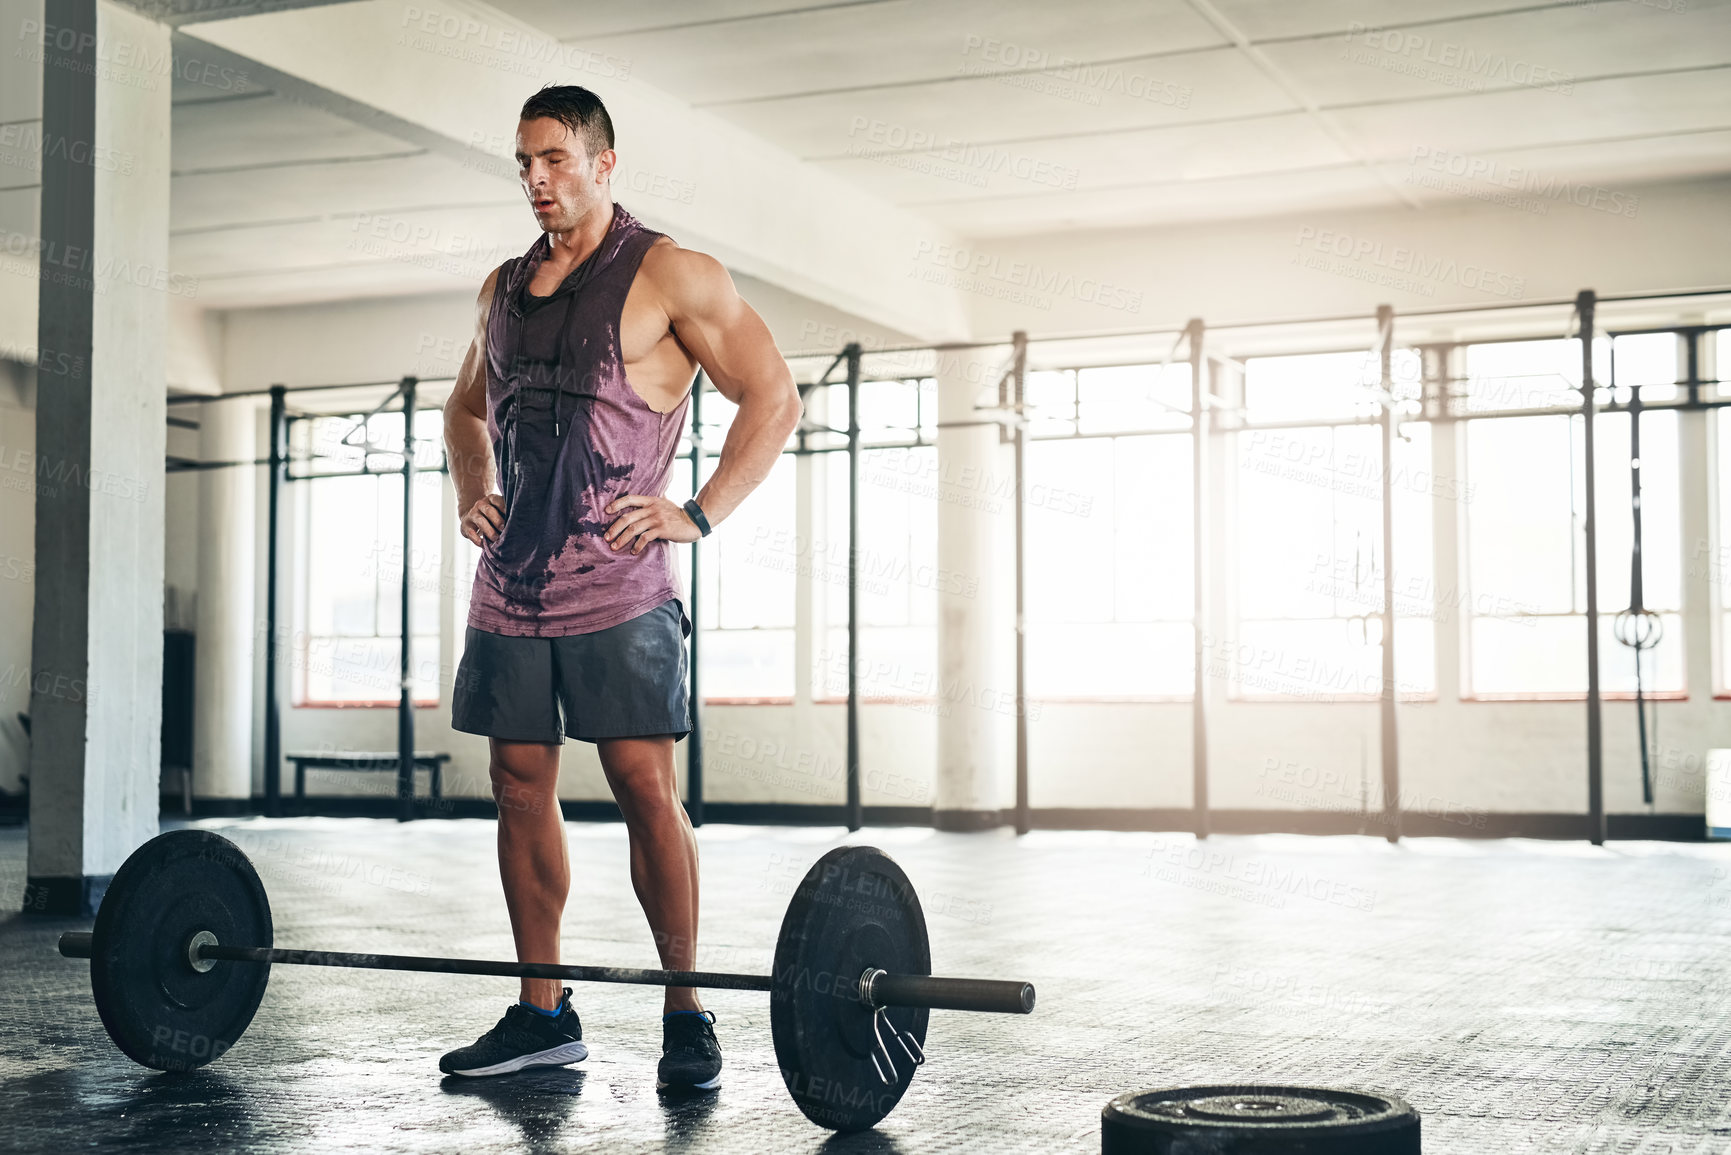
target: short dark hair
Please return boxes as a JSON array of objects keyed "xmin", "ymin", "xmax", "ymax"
[{"xmin": 519, "ymin": 85, "xmax": 615, "ymax": 159}]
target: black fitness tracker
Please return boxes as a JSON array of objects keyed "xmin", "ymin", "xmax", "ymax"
[{"xmin": 683, "ymin": 498, "xmax": 712, "ymax": 537}]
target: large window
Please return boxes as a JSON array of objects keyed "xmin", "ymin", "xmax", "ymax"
[
  {"xmin": 814, "ymin": 378, "xmax": 939, "ymax": 701},
  {"xmin": 294, "ymin": 409, "xmax": 444, "ymax": 706},
  {"xmin": 1233, "ymin": 350, "xmax": 1435, "ymax": 701},
  {"xmin": 1712, "ymin": 330, "xmax": 1731, "ymax": 692},
  {"xmin": 1461, "ymin": 335, "xmax": 1683, "ymax": 698},
  {"xmin": 1024, "ymin": 364, "xmax": 1194, "ymax": 698},
  {"xmin": 667, "ymin": 387, "xmax": 798, "ymax": 701}
]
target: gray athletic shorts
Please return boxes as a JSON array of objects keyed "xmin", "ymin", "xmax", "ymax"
[{"xmin": 452, "ymin": 598, "xmax": 692, "ymax": 744}]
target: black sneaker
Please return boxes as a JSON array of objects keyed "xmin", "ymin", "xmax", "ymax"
[
  {"xmin": 657, "ymin": 1010, "xmax": 722, "ymax": 1091},
  {"xmin": 439, "ymin": 987, "xmax": 588, "ymax": 1077}
]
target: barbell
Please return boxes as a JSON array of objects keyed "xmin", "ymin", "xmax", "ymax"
[{"xmin": 57, "ymin": 829, "xmax": 1035, "ymax": 1132}]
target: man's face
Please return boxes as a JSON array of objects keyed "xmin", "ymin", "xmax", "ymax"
[{"xmin": 515, "ymin": 116, "xmax": 611, "ymax": 233}]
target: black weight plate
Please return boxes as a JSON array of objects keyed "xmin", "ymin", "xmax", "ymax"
[
  {"xmin": 1102, "ymin": 1085, "xmax": 1420, "ymax": 1154},
  {"xmin": 90, "ymin": 829, "xmax": 273, "ymax": 1072},
  {"xmin": 771, "ymin": 845, "xmax": 930, "ymax": 1132}
]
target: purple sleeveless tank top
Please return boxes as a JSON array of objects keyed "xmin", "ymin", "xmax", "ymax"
[{"xmin": 467, "ymin": 203, "xmax": 693, "ymax": 637}]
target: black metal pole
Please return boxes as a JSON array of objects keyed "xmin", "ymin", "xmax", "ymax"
[
  {"xmin": 397, "ymin": 378, "xmax": 417, "ymax": 823},
  {"xmin": 845, "ymin": 343, "xmax": 863, "ymax": 833},
  {"xmin": 1685, "ymin": 329, "xmax": 1701, "ymax": 408},
  {"xmin": 1580, "ymin": 290, "xmax": 1605, "ymax": 846},
  {"xmin": 1377, "ymin": 306, "xmax": 1402, "ymax": 843},
  {"xmin": 688, "ymin": 371, "xmax": 705, "ymax": 828},
  {"xmin": 1011, "ymin": 332, "xmax": 1030, "ymax": 835},
  {"xmin": 263, "ymin": 385, "xmax": 287, "ymax": 818},
  {"xmin": 1187, "ymin": 320, "xmax": 1210, "ymax": 840},
  {"xmin": 1628, "ymin": 384, "xmax": 1653, "ymax": 805}
]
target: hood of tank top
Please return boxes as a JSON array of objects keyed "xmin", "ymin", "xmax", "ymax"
[{"xmin": 502, "ymin": 202, "xmax": 644, "ymax": 314}]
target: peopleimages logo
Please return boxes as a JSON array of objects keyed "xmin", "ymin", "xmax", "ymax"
[
  {"xmin": 910, "ymin": 240, "xmax": 1143, "ymax": 314},
  {"xmin": 398, "ymin": 6, "xmax": 631, "ymax": 80},
  {"xmin": 1291, "ymin": 226, "xmax": 1526, "ymax": 300},
  {"xmin": 847, "ymin": 117, "xmax": 1080, "ymax": 191},
  {"xmin": 1406, "ymin": 146, "xmax": 1640, "ymax": 219},
  {"xmin": 958, "ymin": 34, "xmax": 1192, "ymax": 108},
  {"xmin": 1340, "ymin": 22, "xmax": 1575, "ymax": 94}
]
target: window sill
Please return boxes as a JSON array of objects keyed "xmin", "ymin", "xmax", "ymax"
[
  {"xmin": 1461, "ymin": 690, "xmax": 1689, "ymax": 703},
  {"xmin": 294, "ymin": 699, "xmax": 441, "ymax": 709},
  {"xmin": 1226, "ymin": 693, "xmax": 1438, "ymax": 704}
]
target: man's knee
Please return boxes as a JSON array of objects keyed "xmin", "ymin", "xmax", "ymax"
[
  {"xmin": 609, "ymin": 764, "xmax": 683, "ymax": 822},
  {"xmin": 489, "ymin": 743, "xmax": 559, "ymax": 809}
]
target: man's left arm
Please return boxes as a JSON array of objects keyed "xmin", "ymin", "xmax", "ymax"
[{"xmin": 604, "ymin": 247, "xmax": 802, "ymax": 554}]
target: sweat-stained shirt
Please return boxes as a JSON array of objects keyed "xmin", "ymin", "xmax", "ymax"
[{"xmin": 467, "ymin": 203, "xmax": 692, "ymax": 637}]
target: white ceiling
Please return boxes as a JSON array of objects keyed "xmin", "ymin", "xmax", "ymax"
[
  {"xmin": 499, "ymin": 0, "xmax": 1731, "ymax": 232},
  {"xmin": 156, "ymin": 0, "xmax": 1731, "ymax": 309}
]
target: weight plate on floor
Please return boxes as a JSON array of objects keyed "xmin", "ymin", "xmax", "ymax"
[
  {"xmin": 1102, "ymin": 1085, "xmax": 1420, "ymax": 1154},
  {"xmin": 90, "ymin": 829, "xmax": 273, "ymax": 1072},
  {"xmin": 770, "ymin": 844, "xmax": 930, "ymax": 1132}
]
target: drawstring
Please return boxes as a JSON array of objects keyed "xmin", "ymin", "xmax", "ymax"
[
  {"xmin": 552, "ymin": 294, "xmax": 578, "ymax": 439},
  {"xmin": 512, "ymin": 208, "xmax": 625, "ymax": 442}
]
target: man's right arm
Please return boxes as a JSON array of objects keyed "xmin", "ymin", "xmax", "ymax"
[{"xmin": 444, "ymin": 269, "xmax": 504, "ymax": 547}]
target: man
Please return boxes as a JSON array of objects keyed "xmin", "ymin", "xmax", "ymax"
[{"xmin": 439, "ymin": 84, "xmax": 800, "ymax": 1090}]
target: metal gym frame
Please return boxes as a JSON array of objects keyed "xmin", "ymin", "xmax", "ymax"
[
  {"xmin": 746, "ymin": 285, "xmax": 1731, "ymax": 843},
  {"xmin": 165, "ymin": 284, "xmax": 1731, "ymax": 840},
  {"xmin": 169, "ymin": 376, "xmax": 444, "ymax": 822}
]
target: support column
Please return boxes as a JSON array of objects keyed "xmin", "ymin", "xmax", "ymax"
[
  {"xmin": 1376, "ymin": 306, "xmax": 1402, "ymax": 842},
  {"xmin": 25, "ymin": 0, "xmax": 171, "ymax": 915},
  {"xmin": 934, "ymin": 352, "xmax": 1007, "ymax": 830},
  {"xmin": 1580, "ymin": 290, "xmax": 1605, "ymax": 846},
  {"xmin": 1187, "ymin": 320, "xmax": 1210, "ymax": 838},
  {"xmin": 193, "ymin": 399, "xmax": 256, "ymax": 807}
]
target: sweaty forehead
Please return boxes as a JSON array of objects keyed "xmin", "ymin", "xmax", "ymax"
[{"xmin": 515, "ymin": 117, "xmax": 581, "ymax": 156}]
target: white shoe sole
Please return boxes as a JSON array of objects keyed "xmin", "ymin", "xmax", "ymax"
[
  {"xmin": 447, "ymin": 1040, "xmax": 589, "ymax": 1077},
  {"xmin": 657, "ymin": 1073, "xmax": 722, "ymax": 1091}
]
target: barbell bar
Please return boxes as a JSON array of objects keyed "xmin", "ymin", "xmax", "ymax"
[
  {"xmin": 58, "ymin": 829, "xmax": 1035, "ymax": 1133},
  {"xmin": 56, "ymin": 932, "xmax": 1034, "ymax": 1014}
]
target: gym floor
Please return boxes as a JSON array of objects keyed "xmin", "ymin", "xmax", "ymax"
[{"xmin": 2, "ymin": 819, "xmax": 1728, "ymax": 1154}]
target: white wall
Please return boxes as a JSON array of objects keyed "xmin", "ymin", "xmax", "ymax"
[{"xmin": 960, "ymin": 174, "xmax": 1731, "ymax": 346}]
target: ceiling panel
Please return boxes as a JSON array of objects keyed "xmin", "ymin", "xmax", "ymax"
[
  {"xmin": 712, "ymin": 47, "xmax": 1294, "ymax": 159},
  {"xmin": 921, "ymin": 166, "xmax": 1402, "ymax": 236},
  {"xmin": 173, "ymin": 92, "xmax": 421, "ymax": 171},
  {"xmin": 1264, "ymin": 0, "xmax": 1731, "ymax": 106},
  {"xmin": 172, "ymin": 204, "xmax": 538, "ymax": 304},
  {"xmin": 542, "ymin": 0, "xmax": 1223, "ymax": 106},
  {"xmin": 811, "ymin": 112, "xmax": 1352, "ymax": 204},
  {"xmin": 170, "ymin": 152, "xmax": 510, "ymax": 232},
  {"xmin": 146, "ymin": 0, "xmax": 1731, "ymax": 306},
  {"xmin": 181, "ymin": 257, "xmax": 483, "ymax": 308},
  {"xmin": 1367, "ymin": 127, "xmax": 1731, "ymax": 209},
  {"xmin": 1330, "ymin": 70, "xmax": 1731, "ymax": 158},
  {"xmin": 491, "ymin": 0, "xmax": 883, "ymax": 42},
  {"xmin": 1207, "ymin": 0, "xmax": 1603, "ymax": 42}
]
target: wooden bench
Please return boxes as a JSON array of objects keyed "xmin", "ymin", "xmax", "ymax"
[{"xmin": 287, "ymin": 751, "xmax": 450, "ymax": 802}]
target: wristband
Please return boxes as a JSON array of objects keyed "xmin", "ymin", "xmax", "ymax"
[{"xmin": 683, "ymin": 498, "xmax": 712, "ymax": 537}]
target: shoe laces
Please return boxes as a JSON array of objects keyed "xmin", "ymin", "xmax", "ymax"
[{"xmin": 665, "ymin": 1010, "xmax": 717, "ymax": 1047}]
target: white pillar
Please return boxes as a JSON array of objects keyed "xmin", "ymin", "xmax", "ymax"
[
  {"xmin": 193, "ymin": 399, "xmax": 256, "ymax": 803},
  {"xmin": 25, "ymin": 0, "xmax": 170, "ymax": 914},
  {"xmin": 933, "ymin": 352, "xmax": 1009, "ymax": 829},
  {"xmin": 1670, "ymin": 331, "xmax": 1714, "ymax": 812}
]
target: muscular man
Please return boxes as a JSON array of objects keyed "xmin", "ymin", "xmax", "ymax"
[{"xmin": 438, "ymin": 85, "xmax": 800, "ymax": 1090}]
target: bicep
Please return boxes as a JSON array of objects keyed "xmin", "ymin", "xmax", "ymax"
[
  {"xmin": 664, "ymin": 254, "xmax": 792, "ymax": 408},
  {"xmin": 449, "ymin": 271, "xmax": 498, "ymax": 420}
]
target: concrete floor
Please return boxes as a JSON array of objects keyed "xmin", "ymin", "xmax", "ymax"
[{"xmin": 3, "ymin": 819, "xmax": 1730, "ymax": 1154}]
